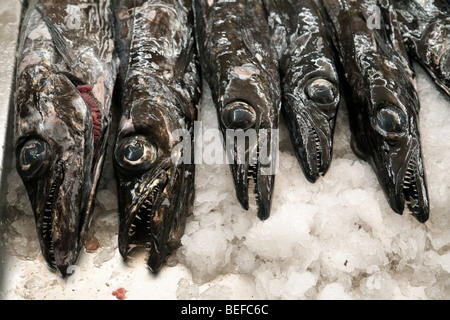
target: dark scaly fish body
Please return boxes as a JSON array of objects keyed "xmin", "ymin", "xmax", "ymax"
[
  {"xmin": 113, "ymin": 0, "xmax": 201, "ymax": 272},
  {"xmin": 265, "ymin": 0, "xmax": 341, "ymax": 183},
  {"xmin": 194, "ymin": 0, "xmax": 281, "ymax": 220},
  {"xmin": 322, "ymin": 0, "xmax": 429, "ymax": 223},
  {"xmin": 14, "ymin": 0, "xmax": 117, "ymax": 275},
  {"xmin": 394, "ymin": 0, "xmax": 450, "ymax": 96}
]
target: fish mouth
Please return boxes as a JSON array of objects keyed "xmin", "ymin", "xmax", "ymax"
[
  {"xmin": 283, "ymin": 107, "xmax": 333, "ymax": 183},
  {"xmin": 399, "ymin": 149, "xmax": 429, "ymax": 223},
  {"xmin": 37, "ymin": 159, "xmax": 104, "ymax": 276},
  {"xmin": 39, "ymin": 164, "xmax": 64, "ymax": 272},
  {"xmin": 220, "ymin": 100, "xmax": 278, "ymax": 220},
  {"xmin": 298, "ymin": 110, "xmax": 332, "ymax": 183},
  {"xmin": 377, "ymin": 142, "xmax": 429, "ymax": 223},
  {"xmin": 37, "ymin": 162, "xmax": 88, "ymax": 277},
  {"xmin": 118, "ymin": 166, "xmax": 189, "ymax": 273},
  {"xmin": 229, "ymin": 131, "xmax": 277, "ymax": 221},
  {"xmin": 116, "ymin": 157, "xmax": 196, "ymax": 272},
  {"xmin": 120, "ymin": 176, "xmax": 167, "ymax": 259}
]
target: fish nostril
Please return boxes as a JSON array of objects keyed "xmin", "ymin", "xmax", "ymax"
[
  {"xmin": 306, "ymin": 78, "xmax": 337, "ymax": 105},
  {"xmin": 222, "ymin": 101, "xmax": 257, "ymax": 130}
]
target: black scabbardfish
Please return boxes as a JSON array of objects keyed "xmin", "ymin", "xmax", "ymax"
[
  {"xmin": 113, "ymin": 0, "xmax": 201, "ymax": 272},
  {"xmin": 322, "ymin": 0, "xmax": 429, "ymax": 223},
  {"xmin": 264, "ymin": 0, "xmax": 341, "ymax": 183},
  {"xmin": 394, "ymin": 0, "xmax": 450, "ymax": 97},
  {"xmin": 14, "ymin": 0, "xmax": 117, "ymax": 275},
  {"xmin": 194, "ymin": 0, "xmax": 281, "ymax": 220}
]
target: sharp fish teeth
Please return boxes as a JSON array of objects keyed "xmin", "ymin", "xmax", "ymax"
[
  {"xmin": 303, "ymin": 113, "xmax": 323, "ymax": 173},
  {"xmin": 41, "ymin": 174, "xmax": 60, "ymax": 266},
  {"xmin": 127, "ymin": 184, "xmax": 163, "ymax": 253}
]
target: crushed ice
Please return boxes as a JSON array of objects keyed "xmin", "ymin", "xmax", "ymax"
[{"xmin": 2, "ymin": 65, "xmax": 450, "ymax": 299}]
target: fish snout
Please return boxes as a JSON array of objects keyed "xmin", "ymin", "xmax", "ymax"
[
  {"xmin": 374, "ymin": 137, "xmax": 429, "ymax": 223},
  {"xmin": 220, "ymin": 102, "xmax": 278, "ymax": 220}
]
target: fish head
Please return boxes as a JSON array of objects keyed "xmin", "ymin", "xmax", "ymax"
[
  {"xmin": 352, "ymin": 84, "xmax": 429, "ymax": 223},
  {"xmin": 218, "ymin": 75, "xmax": 280, "ymax": 221},
  {"xmin": 283, "ymin": 73, "xmax": 340, "ymax": 183},
  {"xmin": 15, "ymin": 65, "xmax": 108, "ymax": 275},
  {"xmin": 114, "ymin": 78, "xmax": 195, "ymax": 272}
]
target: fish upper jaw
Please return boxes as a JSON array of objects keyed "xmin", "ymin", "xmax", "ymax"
[
  {"xmin": 390, "ymin": 142, "xmax": 429, "ymax": 223},
  {"xmin": 367, "ymin": 135, "xmax": 429, "ymax": 223},
  {"xmin": 32, "ymin": 159, "xmax": 95, "ymax": 277},
  {"xmin": 283, "ymin": 107, "xmax": 334, "ymax": 183}
]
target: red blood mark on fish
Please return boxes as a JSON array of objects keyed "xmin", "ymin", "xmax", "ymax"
[
  {"xmin": 77, "ymin": 85, "xmax": 102, "ymax": 144},
  {"xmin": 112, "ymin": 288, "xmax": 127, "ymax": 300},
  {"xmin": 77, "ymin": 85, "xmax": 102, "ymax": 173}
]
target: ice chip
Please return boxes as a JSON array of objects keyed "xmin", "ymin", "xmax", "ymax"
[{"xmin": 317, "ymin": 283, "xmax": 352, "ymax": 300}]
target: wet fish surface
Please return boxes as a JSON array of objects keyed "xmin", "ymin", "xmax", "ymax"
[
  {"xmin": 322, "ymin": 0, "xmax": 429, "ymax": 222},
  {"xmin": 265, "ymin": 0, "xmax": 341, "ymax": 183},
  {"xmin": 394, "ymin": 0, "xmax": 450, "ymax": 97},
  {"xmin": 194, "ymin": 0, "xmax": 281, "ymax": 220},
  {"xmin": 113, "ymin": 0, "xmax": 201, "ymax": 272},
  {"xmin": 14, "ymin": 0, "xmax": 117, "ymax": 275}
]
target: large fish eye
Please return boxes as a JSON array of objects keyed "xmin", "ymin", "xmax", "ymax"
[
  {"xmin": 306, "ymin": 78, "xmax": 338, "ymax": 106},
  {"xmin": 222, "ymin": 101, "xmax": 257, "ymax": 130},
  {"xmin": 16, "ymin": 139, "xmax": 52, "ymax": 178},
  {"xmin": 375, "ymin": 104, "xmax": 407, "ymax": 139},
  {"xmin": 115, "ymin": 135, "xmax": 158, "ymax": 173}
]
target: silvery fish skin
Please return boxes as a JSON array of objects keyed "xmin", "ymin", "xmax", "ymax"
[
  {"xmin": 194, "ymin": 0, "xmax": 281, "ymax": 220},
  {"xmin": 265, "ymin": 0, "xmax": 341, "ymax": 183},
  {"xmin": 394, "ymin": 0, "xmax": 450, "ymax": 96},
  {"xmin": 322, "ymin": 0, "xmax": 429, "ymax": 223},
  {"xmin": 113, "ymin": 0, "xmax": 201, "ymax": 272},
  {"xmin": 14, "ymin": 0, "xmax": 117, "ymax": 275}
]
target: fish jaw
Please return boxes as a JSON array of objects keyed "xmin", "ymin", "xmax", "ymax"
[
  {"xmin": 222, "ymin": 105, "xmax": 278, "ymax": 221},
  {"xmin": 229, "ymin": 157, "xmax": 276, "ymax": 221},
  {"xmin": 282, "ymin": 90, "xmax": 337, "ymax": 183},
  {"xmin": 397, "ymin": 144, "xmax": 429, "ymax": 223},
  {"xmin": 366, "ymin": 136, "xmax": 429, "ymax": 223},
  {"xmin": 115, "ymin": 159, "xmax": 194, "ymax": 272},
  {"xmin": 18, "ymin": 153, "xmax": 97, "ymax": 276},
  {"xmin": 36, "ymin": 163, "xmax": 84, "ymax": 275}
]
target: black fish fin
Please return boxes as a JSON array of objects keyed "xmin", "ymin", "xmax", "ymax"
[{"xmin": 35, "ymin": 4, "xmax": 75, "ymax": 68}]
